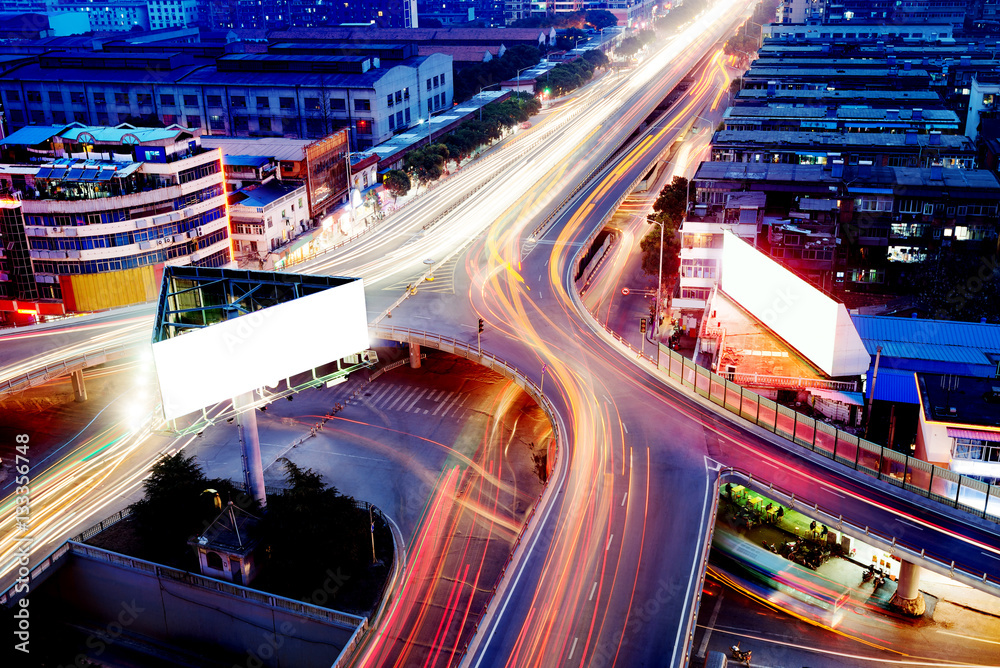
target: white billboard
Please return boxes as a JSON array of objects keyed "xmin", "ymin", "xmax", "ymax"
[
  {"xmin": 153, "ymin": 278, "xmax": 368, "ymax": 420},
  {"xmin": 720, "ymin": 231, "xmax": 868, "ymax": 378}
]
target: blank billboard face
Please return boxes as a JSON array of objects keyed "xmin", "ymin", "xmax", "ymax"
[
  {"xmin": 720, "ymin": 231, "xmax": 868, "ymax": 378},
  {"xmin": 153, "ymin": 278, "xmax": 368, "ymax": 420}
]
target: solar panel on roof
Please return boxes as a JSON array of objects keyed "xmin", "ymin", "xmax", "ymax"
[
  {"xmin": 81, "ymin": 168, "xmax": 100, "ymax": 181},
  {"xmin": 65, "ymin": 168, "xmax": 84, "ymax": 180},
  {"xmin": 35, "ymin": 167, "xmax": 52, "ymax": 179},
  {"xmin": 49, "ymin": 168, "xmax": 67, "ymax": 179},
  {"xmin": 98, "ymin": 169, "xmax": 115, "ymax": 181}
]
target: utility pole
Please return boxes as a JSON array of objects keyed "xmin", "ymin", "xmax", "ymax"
[{"xmin": 864, "ymin": 345, "xmax": 882, "ymax": 439}]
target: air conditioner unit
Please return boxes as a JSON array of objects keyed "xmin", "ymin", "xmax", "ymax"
[{"xmin": 155, "ymin": 238, "xmax": 165, "ymax": 246}]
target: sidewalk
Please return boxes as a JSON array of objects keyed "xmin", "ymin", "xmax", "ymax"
[{"xmin": 718, "ymin": 487, "xmax": 1000, "ymax": 624}]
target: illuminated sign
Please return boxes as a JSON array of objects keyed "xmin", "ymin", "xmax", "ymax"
[
  {"xmin": 720, "ymin": 231, "xmax": 869, "ymax": 377},
  {"xmin": 152, "ymin": 277, "xmax": 369, "ymax": 420}
]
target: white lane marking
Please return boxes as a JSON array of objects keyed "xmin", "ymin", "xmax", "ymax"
[
  {"xmin": 695, "ymin": 592, "xmax": 725, "ymax": 658},
  {"xmin": 431, "ymin": 391, "xmax": 455, "ymax": 416},
  {"xmin": 938, "ymin": 630, "xmax": 1000, "ymax": 645},
  {"xmin": 621, "ymin": 492, "xmax": 628, "ymax": 507},
  {"xmin": 404, "ymin": 388, "xmax": 428, "ymax": 412},
  {"xmin": 568, "ymin": 637, "xmax": 579, "ymax": 660},
  {"xmin": 439, "ymin": 392, "xmax": 463, "ymax": 417},
  {"xmin": 982, "ymin": 551, "xmax": 1000, "ymax": 561},
  {"xmin": 606, "ymin": 534, "xmax": 614, "ymax": 551},
  {"xmin": 821, "ymin": 485, "xmax": 845, "ymax": 498},
  {"xmin": 623, "ymin": 422, "xmax": 628, "ymax": 434},
  {"xmin": 896, "ymin": 518, "xmax": 924, "ymax": 531},
  {"xmin": 589, "ymin": 582, "xmax": 598, "ymax": 601}
]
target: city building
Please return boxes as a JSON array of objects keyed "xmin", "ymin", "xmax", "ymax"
[
  {"xmin": 734, "ymin": 88, "xmax": 944, "ymax": 110},
  {"xmin": 721, "ymin": 106, "xmax": 961, "ymax": 135},
  {"xmin": 202, "ymin": 131, "xmax": 348, "ymax": 222},
  {"xmin": 675, "ymin": 192, "xmax": 763, "ymax": 310},
  {"xmin": 764, "ymin": 22, "xmax": 953, "ymax": 41},
  {"xmin": 853, "ymin": 315, "xmax": 1000, "ymax": 450},
  {"xmin": 49, "ymin": 0, "xmax": 150, "ymax": 32},
  {"xmin": 692, "ymin": 160, "xmax": 1000, "ymax": 296},
  {"xmin": 916, "ymin": 372, "xmax": 1000, "ymax": 482},
  {"xmin": 147, "ymin": 0, "xmax": 199, "ymax": 29},
  {"xmin": 201, "ymin": 0, "xmax": 419, "ymax": 29},
  {"xmin": 709, "ymin": 130, "xmax": 976, "ymax": 168},
  {"xmin": 221, "ymin": 154, "xmax": 278, "ymax": 192},
  {"xmin": 228, "ymin": 179, "xmax": 309, "ymax": 269},
  {"xmin": 778, "ymin": 0, "xmax": 825, "ymax": 24},
  {"xmin": 0, "ymin": 48, "xmax": 454, "ymax": 150},
  {"xmin": 0, "ymin": 123, "xmax": 231, "ymax": 313}
]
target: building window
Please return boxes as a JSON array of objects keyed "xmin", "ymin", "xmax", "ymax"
[
  {"xmin": 282, "ymin": 118, "xmax": 297, "ymax": 135},
  {"xmin": 162, "ymin": 114, "xmax": 177, "ymax": 125},
  {"xmin": 427, "ymin": 99, "xmax": 432, "ymax": 113},
  {"xmin": 70, "ymin": 91, "xmax": 85, "ymax": 105},
  {"xmin": 387, "ymin": 94, "xmax": 394, "ymax": 107},
  {"xmin": 49, "ymin": 91, "xmax": 63, "ymax": 104},
  {"xmin": 10, "ymin": 109, "xmax": 24, "ymax": 123},
  {"xmin": 304, "ymin": 97, "xmax": 320, "ymax": 111},
  {"xmin": 115, "ymin": 92, "xmax": 129, "ymax": 105},
  {"xmin": 357, "ymin": 119, "xmax": 371, "ymax": 135},
  {"xmin": 26, "ymin": 90, "xmax": 41, "ymax": 103},
  {"xmin": 231, "ymin": 95, "xmax": 246, "ymax": 108},
  {"xmin": 433, "ymin": 75, "xmax": 440, "ymax": 88},
  {"xmin": 389, "ymin": 114, "xmax": 396, "ymax": 130},
  {"xmin": 185, "ymin": 115, "xmax": 201, "ymax": 128},
  {"xmin": 6, "ymin": 89, "xmax": 19, "ymax": 102},
  {"xmin": 331, "ymin": 98, "xmax": 346, "ymax": 111},
  {"xmin": 258, "ymin": 117, "xmax": 271, "ymax": 132},
  {"xmin": 52, "ymin": 110, "xmax": 66, "ymax": 124},
  {"xmin": 426, "ymin": 78, "xmax": 432, "ymax": 90},
  {"xmin": 209, "ymin": 114, "xmax": 223, "ymax": 128},
  {"xmin": 305, "ymin": 119, "xmax": 323, "ymax": 137},
  {"xmin": 234, "ymin": 116, "xmax": 249, "ymax": 132},
  {"xmin": 93, "ymin": 92, "xmax": 106, "ymax": 106},
  {"xmin": 279, "ymin": 97, "xmax": 295, "ymax": 110},
  {"xmin": 354, "ymin": 98, "xmax": 371, "ymax": 112},
  {"xmin": 680, "ymin": 258, "xmax": 718, "ymax": 279},
  {"xmin": 137, "ymin": 94, "xmax": 152, "ymax": 106},
  {"xmin": 681, "ymin": 287, "xmax": 712, "ymax": 301},
  {"xmin": 160, "ymin": 94, "xmax": 175, "ymax": 106},
  {"xmin": 207, "ymin": 94, "xmax": 222, "ymax": 107},
  {"xmin": 184, "ymin": 94, "xmax": 199, "ymax": 107},
  {"xmin": 405, "ymin": 108, "xmax": 410, "ymax": 123},
  {"xmin": 256, "ymin": 96, "xmax": 270, "ymax": 110},
  {"xmin": 856, "ymin": 195, "xmax": 893, "ymax": 212}
]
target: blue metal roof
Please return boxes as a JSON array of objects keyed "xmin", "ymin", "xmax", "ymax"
[
  {"xmin": 852, "ymin": 314, "xmax": 1000, "ymax": 363},
  {"xmin": 1, "ymin": 124, "xmax": 74, "ymax": 146},
  {"xmin": 233, "ymin": 180, "xmax": 302, "ymax": 208},
  {"xmin": 223, "ymin": 155, "xmax": 271, "ymax": 168},
  {"xmin": 868, "ymin": 368, "xmax": 920, "ymax": 403}
]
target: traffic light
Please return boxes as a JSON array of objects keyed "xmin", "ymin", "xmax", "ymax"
[
  {"xmin": 640, "ymin": 318, "xmax": 647, "ymax": 334},
  {"xmin": 478, "ymin": 318, "xmax": 484, "ymax": 333}
]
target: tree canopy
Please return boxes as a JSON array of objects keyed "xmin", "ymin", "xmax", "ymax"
[
  {"xmin": 453, "ymin": 44, "xmax": 542, "ymax": 103},
  {"xmin": 641, "ymin": 177, "xmax": 692, "ymax": 311},
  {"xmin": 383, "ymin": 169, "xmax": 411, "ymax": 202},
  {"xmin": 535, "ymin": 50, "xmax": 609, "ymax": 96}
]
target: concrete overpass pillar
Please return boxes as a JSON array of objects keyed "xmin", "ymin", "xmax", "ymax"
[
  {"xmin": 890, "ymin": 559, "xmax": 925, "ymax": 617},
  {"xmin": 70, "ymin": 369, "xmax": 87, "ymax": 402},
  {"xmin": 235, "ymin": 391, "xmax": 267, "ymax": 511},
  {"xmin": 409, "ymin": 343, "xmax": 421, "ymax": 369}
]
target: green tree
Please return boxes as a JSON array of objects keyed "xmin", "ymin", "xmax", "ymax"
[
  {"xmin": 585, "ymin": 9, "xmax": 618, "ymax": 29},
  {"xmin": 653, "ymin": 176, "xmax": 690, "ymax": 228},
  {"xmin": 383, "ymin": 169, "xmax": 411, "ymax": 203}
]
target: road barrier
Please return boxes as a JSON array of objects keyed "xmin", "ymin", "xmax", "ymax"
[
  {"xmin": 721, "ymin": 467, "xmax": 1000, "ymax": 594},
  {"xmin": 0, "ymin": 342, "xmax": 133, "ymax": 396}
]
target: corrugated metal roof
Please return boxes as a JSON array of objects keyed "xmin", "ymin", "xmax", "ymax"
[
  {"xmin": 1, "ymin": 124, "xmax": 73, "ymax": 146},
  {"xmin": 869, "ymin": 368, "xmax": 919, "ymax": 403},
  {"xmin": 877, "ymin": 341, "xmax": 992, "ymax": 364},
  {"xmin": 852, "ymin": 314, "xmax": 1000, "ymax": 357},
  {"xmin": 946, "ymin": 427, "xmax": 1000, "ymax": 443}
]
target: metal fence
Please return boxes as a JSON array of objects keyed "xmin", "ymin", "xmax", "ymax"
[{"xmin": 656, "ymin": 342, "xmax": 1000, "ymax": 522}]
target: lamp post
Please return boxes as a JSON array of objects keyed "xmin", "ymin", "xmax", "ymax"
[
  {"xmin": 478, "ymin": 82, "xmax": 501, "ymax": 122},
  {"xmin": 514, "ymin": 65, "xmax": 531, "ymax": 92}
]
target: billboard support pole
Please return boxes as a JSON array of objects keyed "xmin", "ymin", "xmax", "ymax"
[{"xmin": 236, "ymin": 390, "xmax": 267, "ymax": 510}]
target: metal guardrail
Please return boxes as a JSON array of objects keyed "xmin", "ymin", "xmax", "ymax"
[
  {"xmin": 731, "ymin": 373, "xmax": 858, "ymax": 392},
  {"xmin": 0, "ymin": 342, "xmax": 133, "ymax": 396},
  {"xmin": 722, "ymin": 467, "xmax": 1000, "ymax": 593},
  {"xmin": 368, "ymin": 325, "xmax": 564, "ymax": 664}
]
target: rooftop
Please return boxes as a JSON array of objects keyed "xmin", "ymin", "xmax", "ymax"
[
  {"xmin": 223, "ymin": 155, "xmax": 273, "ymax": 169},
  {"xmin": 201, "ymin": 136, "xmax": 313, "ymax": 162},
  {"xmin": 231, "ymin": 180, "xmax": 303, "ymax": 209},
  {"xmin": 852, "ymin": 315, "xmax": 1000, "ymax": 365},
  {"xmin": 724, "ymin": 106, "xmax": 958, "ymax": 122},
  {"xmin": 917, "ymin": 373, "xmax": 1000, "ymax": 427},
  {"xmin": 695, "ymin": 162, "xmax": 1000, "ymax": 192},
  {"xmin": 736, "ymin": 89, "xmax": 941, "ymax": 102},
  {"xmin": 711, "ymin": 129, "xmax": 974, "ymax": 150}
]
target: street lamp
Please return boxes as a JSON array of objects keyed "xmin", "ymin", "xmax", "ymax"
[
  {"xmin": 478, "ymin": 82, "xmax": 501, "ymax": 122},
  {"xmin": 514, "ymin": 65, "xmax": 532, "ymax": 92}
]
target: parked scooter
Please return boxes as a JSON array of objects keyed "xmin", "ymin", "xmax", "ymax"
[
  {"xmin": 730, "ymin": 642, "xmax": 752, "ymax": 666},
  {"xmin": 861, "ymin": 565, "xmax": 875, "ymax": 584}
]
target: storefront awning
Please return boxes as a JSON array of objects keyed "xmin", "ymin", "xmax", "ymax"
[{"xmin": 947, "ymin": 428, "xmax": 1000, "ymax": 443}]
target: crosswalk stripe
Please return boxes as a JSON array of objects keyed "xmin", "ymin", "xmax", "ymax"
[
  {"xmin": 432, "ymin": 391, "xmax": 455, "ymax": 415},
  {"xmin": 404, "ymin": 388, "xmax": 428, "ymax": 412}
]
